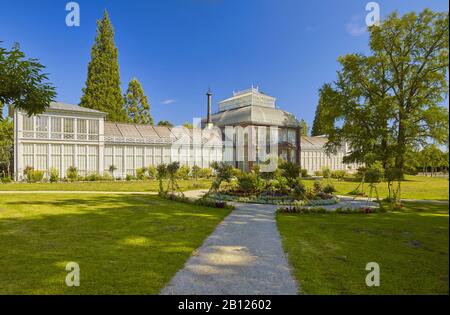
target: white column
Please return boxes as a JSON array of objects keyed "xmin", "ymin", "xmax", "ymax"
[
  {"xmin": 98, "ymin": 118, "xmax": 104, "ymax": 174},
  {"xmin": 74, "ymin": 144, "xmax": 78, "ymax": 170},
  {"xmin": 143, "ymin": 146, "xmax": 147, "ymax": 168}
]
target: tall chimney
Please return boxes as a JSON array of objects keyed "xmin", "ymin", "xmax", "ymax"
[{"xmin": 206, "ymin": 88, "xmax": 212, "ymax": 125}]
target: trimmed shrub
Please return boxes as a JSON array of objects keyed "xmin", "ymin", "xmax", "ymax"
[
  {"xmin": 199, "ymin": 168, "xmax": 212, "ymax": 178},
  {"xmin": 66, "ymin": 166, "xmax": 78, "ymax": 182},
  {"xmin": 86, "ymin": 172, "xmax": 102, "ymax": 181},
  {"xmin": 314, "ymin": 170, "xmax": 322, "ymax": 176},
  {"xmin": 126, "ymin": 174, "xmax": 136, "ymax": 181},
  {"xmin": 177, "ymin": 165, "xmax": 191, "ymax": 180},
  {"xmin": 27, "ymin": 170, "xmax": 44, "ymax": 183},
  {"xmin": 1, "ymin": 176, "xmax": 12, "ymax": 183},
  {"xmin": 323, "ymin": 183, "xmax": 336, "ymax": 194},
  {"xmin": 322, "ymin": 167, "xmax": 331, "ymax": 179},
  {"xmin": 331, "ymin": 170, "xmax": 347, "ymax": 181},
  {"xmin": 300, "ymin": 169, "xmax": 308, "ymax": 178},
  {"xmin": 49, "ymin": 168, "xmax": 59, "ymax": 183},
  {"xmin": 237, "ymin": 172, "xmax": 258, "ymax": 193}
]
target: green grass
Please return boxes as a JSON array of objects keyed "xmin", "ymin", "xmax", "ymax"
[
  {"xmin": 0, "ymin": 193, "xmax": 230, "ymax": 294},
  {"xmin": 0, "ymin": 179, "xmax": 212, "ymax": 192},
  {"xmin": 303, "ymin": 175, "xmax": 449, "ymax": 200},
  {"xmin": 277, "ymin": 202, "xmax": 449, "ymax": 294}
]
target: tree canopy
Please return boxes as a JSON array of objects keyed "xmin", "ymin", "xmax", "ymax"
[
  {"xmin": 80, "ymin": 10, "xmax": 127, "ymax": 122},
  {"xmin": 321, "ymin": 9, "xmax": 449, "ymax": 171},
  {"xmin": 0, "ymin": 42, "xmax": 56, "ymax": 119},
  {"xmin": 311, "ymin": 84, "xmax": 335, "ymax": 136},
  {"xmin": 157, "ymin": 120, "xmax": 173, "ymax": 127},
  {"xmin": 299, "ymin": 119, "xmax": 309, "ymax": 136},
  {"xmin": 123, "ymin": 78, "xmax": 153, "ymax": 125}
]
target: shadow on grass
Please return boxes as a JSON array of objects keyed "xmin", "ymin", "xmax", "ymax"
[{"xmin": 0, "ymin": 194, "xmax": 230, "ymax": 294}]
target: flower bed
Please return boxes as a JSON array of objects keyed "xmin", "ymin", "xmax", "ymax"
[
  {"xmin": 208, "ymin": 192, "xmax": 339, "ymax": 206},
  {"xmin": 277, "ymin": 205, "xmax": 382, "ymax": 214}
]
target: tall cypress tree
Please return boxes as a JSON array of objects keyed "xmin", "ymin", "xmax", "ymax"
[
  {"xmin": 80, "ymin": 10, "xmax": 126, "ymax": 121},
  {"xmin": 311, "ymin": 83, "xmax": 334, "ymax": 136},
  {"xmin": 123, "ymin": 78, "xmax": 154, "ymax": 125}
]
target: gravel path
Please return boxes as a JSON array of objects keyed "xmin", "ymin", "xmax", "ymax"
[{"xmin": 161, "ymin": 202, "xmax": 299, "ymax": 295}]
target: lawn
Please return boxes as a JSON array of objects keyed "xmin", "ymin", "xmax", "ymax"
[
  {"xmin": 0, "ymin": 193, "xmax": 230, "ymax": 294},
  {"xmin": 277, "ymin": 202, "xmax": 449, "ymax": 294},
  {"xmin": 303, "ymin": 175, "xmax": 449, "ymax": 201},
  {"xmin": 0, "ymin": 179, "xmax": 212, "ymax": 192}
]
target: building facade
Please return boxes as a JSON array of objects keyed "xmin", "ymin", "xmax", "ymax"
[
  {"xmin": 13, "ymin": 89, "xmax": 357, "ymax": 181},
  {"xmin": 13, "ymin": 103, "xmax": 222, "ymax": 180}
]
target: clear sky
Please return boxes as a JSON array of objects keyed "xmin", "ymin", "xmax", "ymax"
[{"xmin": 1, "ymin": 0, "xmax": 448, "ymax": 127}]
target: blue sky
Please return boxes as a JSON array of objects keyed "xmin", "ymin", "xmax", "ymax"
[{"xmin": 1, "ymin": 0, "xmax": 448, "ymax": 127}]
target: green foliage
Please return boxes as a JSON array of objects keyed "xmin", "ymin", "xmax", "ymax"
[
  {"xmin": 126, "ymin": 174, "xmax": 136, "ymax": 181},
  {"xmin": 49, "ymin": 168, "xmax": 59, "ymax": 183},
  {"xmin": 313, "ymin": 180, "xmax": 323, "ymax": 194},
  {"xmin": 123, "ymin": 77, "xmax": 153, "ymax": 124},
  {"xmin": 331, "ymin": 170, "xmax": 347, "ymax": 181},
  {"xmin": 323, "ymin": 9, "xmax": 449, "ymax": 172},
  {"xmin": 0, "ymin": 118, "xmax": 13, "ymax": 177},
  {"xmin": 156, "ymin": 163, "xmax": 168, "ymax": 192},
  {"xmin": 182, "ymin": 122, "xmax": 193, "ymax": 129},
  {"xmin": 66, "ymin": 166, "xmax": 78, "ymax": 182},
  {"xmin": 292, "ymin": 178, "xmax": 306, "ymax": 201},
  {"xmin": 147, "ymin": 166, "xmax": 157, "ymax": 179},
  {"xmin": 166, "ymin": 162, "xmax": 183, "ymax": 195},
  {"xmin": 323, "ymin": 183, "xmax": 336, "ymax": 194},
  {"xmin": 365, "ymin": 162, "xmax": 384, "ymax": 184},
  {"xmin": 209, "ymin": 162, "xmax": 234, "ymax": 193},
  {"xmin": 26, "ymin": 169, "xmax": 44, "ymax": 183},
  {"xmin": 0, "ymin": 42, "xmax": 56, "ymax": 117},
  {"xmin": 79, "ymin": 11, "xmax": 126, "ymax": 122},
  {"xmin": 1, "ymin": 176, "xmax": 11, "ymax": 183},
  {"xmin": 86, "ymin": 173, "xmax": 102, "ymax": 181},
  {"xmin": 279, "ymin": 161, "xmax": 300, "ymax": 186},
  {"xmin": 199, "ymin": 168, "xmax": 212, "ymax": 178},
  {"xmin": 300, "ymin": 169, "xmax": 308, "ymax": 178},
  {"xmin": 157, "ymin": 120, "xmax": 173, "ymax": 127},
  {"xmin": 321, "ymin": 167, "xmax": 331, "ymax": 179},
  {"xmin": 299, "ymin": 119, "xmax": 309, "ymax": 136},
  {"xmin": 237, "ymin": 172, "xmax": 258, "ymax": 193},
  {"xmin": 191, "ymin": 165, "xmax": 201, "ymax": 180},
  {"xmin": 136, "ymin": 167, "xmax": 148, "ymax": 180},
  {"xmin": 177, "ymin": 165, "xmax": 191, "ymax": 180},
  {"xmin": 311, "ymin": 83, "xmax": 335, "ymax": 136}
]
